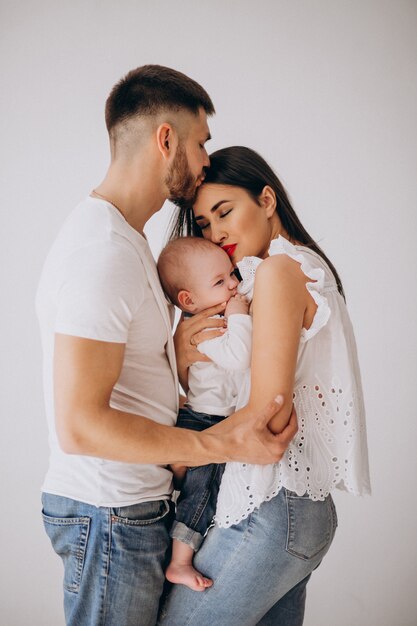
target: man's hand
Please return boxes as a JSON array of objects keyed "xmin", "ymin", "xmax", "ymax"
[
  {"xmin": 173, "ymin": 302, "xmax": 227, "ymax": 389},
  {"xmin": 200, "ymin": 396, "xmax": 298, "ymax": 466},
  {"xmin": 54, "ymin": 335, "xmax": 296, "ymax": 468}
]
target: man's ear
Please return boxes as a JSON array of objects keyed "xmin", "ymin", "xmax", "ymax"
[
  {"xmin": 259, "ymin": 185, "xmax": 277, "ymax": 218},
  {"xmin": 156, "ymin": 123, "xmax": 177, "ymax": 160},
  {"xmin": 177, "ymin": 289, "xmax": 197, "ymax": 312}
]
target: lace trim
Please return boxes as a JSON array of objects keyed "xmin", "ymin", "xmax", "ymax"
[
  {"xmin": 236, "ymin": 256, "xmax": 262, "ymax": 299},
  {"xmin": 237, "ymin": 237, "xmax": 332, "ymax": 342},
  {"xmin": 269, "ymin": 237, "xmax": 332, "ymax": 342},
  {"xmin": 215, "ymin": 380, "xmax": 371, "ymax": 528}
]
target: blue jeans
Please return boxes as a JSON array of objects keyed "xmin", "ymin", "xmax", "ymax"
[
  {"xmin": 42, "ymin": 493, "xmax": 173, "ymax": 626},
  {"xmin": 172, "ymin": 406, "xmax": 225, "ymax": 551},
  {"xmin": 159, "ymin": 488, "xmax": 337, "ymax": 626}
]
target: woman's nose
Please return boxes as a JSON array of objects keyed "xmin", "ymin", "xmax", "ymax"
[{"xmin": 210, "ymin": 224, "xmax": 226, "ymax": 244}]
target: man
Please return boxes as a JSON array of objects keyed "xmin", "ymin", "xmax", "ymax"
[{"xmin": 36, "ymin": 65, "xmax": 297, "ymax": 626}]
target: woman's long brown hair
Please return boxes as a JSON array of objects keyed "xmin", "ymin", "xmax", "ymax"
[{"xmin": 169, "ymin": 146, "xmax": 345, "ymax": 299}]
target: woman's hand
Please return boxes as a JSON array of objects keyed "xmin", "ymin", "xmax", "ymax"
[{"xmin": 173, "ymin": 302, "xmax": 227, "ymax": 390}]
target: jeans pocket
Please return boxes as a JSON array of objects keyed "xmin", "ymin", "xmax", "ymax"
[
  {"xmin": 111, "ymin": 499, "xmax": 171, "ymax": 526},
  {"xmin": 285, "ymin": 490, "xmax": 337, "ymax": 561},
  {"xmin": 42, "ymin": 512, "xmax": 90, "ymax": 593}
]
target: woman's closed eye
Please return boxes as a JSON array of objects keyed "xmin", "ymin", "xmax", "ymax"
[{"xmin": 199, "ymin": 209, "xmax": 233, "ymax": 231}]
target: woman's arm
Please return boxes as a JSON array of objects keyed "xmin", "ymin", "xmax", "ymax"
[{"xmin": 247, "ymin": 253, "xmax": 315, "ymax": 434}]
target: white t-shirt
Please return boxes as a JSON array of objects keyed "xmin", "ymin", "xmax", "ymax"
[
  {"xmin": 187, "ymin": 314, "xmax": 252, "ymax": 416},
  {"xmin": 36, "ymin": 197, "xmax": 179, "ymax": 507},
  {"xmin": 215, "ymin": 236, "xmax": 371, "ymax": 527}
]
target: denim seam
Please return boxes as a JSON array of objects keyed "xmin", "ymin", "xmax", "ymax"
[
  {"xmin": 187, "ymin": 465, "xmax": 221, "ymax": 529},
  {"xmin": 99, "ymin": 508, "xmax": 111, "ymax": 626},
  {"xmin": 330, "ymin": 496, "xmax": 338, "ymax": 530},
  {"xmin": 285, "ymin": 492, "xmax": 332, "ymax": 561},
  {"xmin": 42, "ymin": 514, "xmax": 90, "ymax": 525},
  {"xmin": 189, "ymin": 488, "xmax": 211, "ymax": 527},
  {"xmin": 110, "ymin": 500, "xmax": 170, "ymax": 526},
  {"xmin": 75, "ymin": 520, "xmax": 90, "ymax": 591},
  {"xmin": 42, "ymin": 514, "xmax": 90, "ymax": 594}
]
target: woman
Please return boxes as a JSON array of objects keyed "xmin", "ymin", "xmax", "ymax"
[{"xmin": 160, "ymin": 146, "xmax": 370, "ymax": 625}]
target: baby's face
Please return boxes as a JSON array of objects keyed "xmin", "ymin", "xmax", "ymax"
[{"xmin": 187, "ymin": 246, "xmax": 239, "ymax": 313}]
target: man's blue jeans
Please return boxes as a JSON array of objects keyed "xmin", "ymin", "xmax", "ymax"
[
  {"xmin": 159, "ymin": 487, "xmax": 337, "ymax": 626},
  {"xmin": 42, "ymin": 493, "xmax": 173, "ymax": 626}
]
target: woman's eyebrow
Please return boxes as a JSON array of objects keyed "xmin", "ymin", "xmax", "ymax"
[{"xmin": 194, "ymin": 200, "xmax": 229, "ymax": 221}]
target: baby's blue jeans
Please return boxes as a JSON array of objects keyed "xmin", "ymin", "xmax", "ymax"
[{"xmin": 171, "ymin": 406, "xmax": 226, "ymax": 551}]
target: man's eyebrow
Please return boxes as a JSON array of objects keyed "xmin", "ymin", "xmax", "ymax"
[{"xmin": 194, "ymin": 200, "xmax": 229, "ymax": 221}]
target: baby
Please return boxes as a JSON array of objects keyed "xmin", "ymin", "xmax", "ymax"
[{"xmin": 157, "ymin": 237, "xmax": 252, "ymax": 591}]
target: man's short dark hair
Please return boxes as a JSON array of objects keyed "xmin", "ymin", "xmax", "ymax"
[{"xmin": 105, "ymin": 65, "xmax": 215, "ymax": 134}]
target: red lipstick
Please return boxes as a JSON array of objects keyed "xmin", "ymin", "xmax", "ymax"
[{"xmin": 222, "ymin": 244, "xmax": 237, "ymax": 258}]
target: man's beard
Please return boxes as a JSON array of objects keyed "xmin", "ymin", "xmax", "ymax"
[{"xmin": 166, "ymin": 143, "xmax": 200, "ymax": 209}]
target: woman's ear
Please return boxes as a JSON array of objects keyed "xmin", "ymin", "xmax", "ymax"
[
  {"xmin": 177, "ymin": 289, "xmax": 197, "ymax": 313},
  {"xmin": 259, "ymin": 185, "xmax": 277, "ymax": 218}
]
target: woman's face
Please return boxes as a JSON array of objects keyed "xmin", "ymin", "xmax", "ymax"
[{"xmin": 193, "ymin": 184, "xmax": 279, "ymax": 264}]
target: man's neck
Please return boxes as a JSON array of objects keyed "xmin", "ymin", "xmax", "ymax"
[{"xmin": 93, "ymin": 156, "xmax": 167, "ymax": 234}]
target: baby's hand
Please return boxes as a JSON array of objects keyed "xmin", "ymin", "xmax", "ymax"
[{"xmin": 225, "ymin": 294, "xmax": 249, "ymax": 317}]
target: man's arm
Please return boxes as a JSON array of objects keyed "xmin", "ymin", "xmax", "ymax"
[{"xmin": 54, "ymin": 333, "xmax": 296, "ymax": 466}]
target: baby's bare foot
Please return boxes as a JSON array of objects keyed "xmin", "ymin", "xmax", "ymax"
[{"xmin": 166, "ymin": 562, "xmax": 213, "ymax": 592}]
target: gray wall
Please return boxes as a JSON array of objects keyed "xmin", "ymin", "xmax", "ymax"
[{"xmin": 1, "ymin": 1, "xmax": 416, "ymax": 624}]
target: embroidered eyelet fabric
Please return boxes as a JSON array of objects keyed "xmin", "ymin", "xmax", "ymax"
[{"xmin": 215, "ymin": 236, "xmax": 371, "ymax": 528}]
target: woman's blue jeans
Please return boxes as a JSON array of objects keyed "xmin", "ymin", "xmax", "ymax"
[
  {"xmin": 42, "ymin": 493, "xmax": 173, "ymax": 626},
  {"xmin": 159, "ymin": 488, "xmax": 337, "ymax": 626}
]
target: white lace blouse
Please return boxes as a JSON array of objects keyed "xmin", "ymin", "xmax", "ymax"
[{"xmin": 215, "ymin": 236, "xmax": 371, "ymax": 528}]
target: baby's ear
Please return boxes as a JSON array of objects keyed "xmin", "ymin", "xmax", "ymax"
[{"xmin": 177, "ymin": 290, "xmax": 197, "ymax": 313}]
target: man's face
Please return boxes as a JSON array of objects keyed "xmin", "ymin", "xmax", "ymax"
[{"xmin": 166, "ymin": 108, "xmax": 211, "ymax": 207}]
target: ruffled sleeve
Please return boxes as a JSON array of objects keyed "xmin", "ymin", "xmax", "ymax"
[
  {"xmin": 236, "ymin": 256, "xmax": 262, "ymax": 300},
  {"xmin": 269, "ymin": 236, "xmax": 332, "ymax": 342}
]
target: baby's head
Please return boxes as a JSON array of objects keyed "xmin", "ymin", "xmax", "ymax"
[{"xmin": 158, "ymin": 237, "xmax": 238, "ymax": 313}]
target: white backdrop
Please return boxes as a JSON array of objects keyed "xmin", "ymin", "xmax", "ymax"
[{"xmin": 1, "ymin": 1, "xmax": 416, "ymax": 624}]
